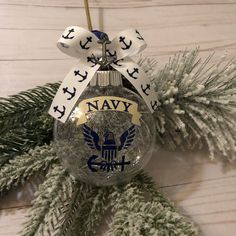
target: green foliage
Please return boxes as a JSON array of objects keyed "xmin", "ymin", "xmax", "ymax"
[
  {"xmin": 21, "ymin": 164, "xmax": 67, "ymax": 236},
  {"xmin": 0, "ymin": 114, "xmax": 54, "ymax": 166},
  {"xmin": 106, "ymin": 178, "xmax": 197, "ymax": 236},
  {"xmin": 0, "ymin": 82, "xmax": 59, "ymax": 131},
  {"xmin": 17, "ymin": 149, "xmax": 197, "ymax": 236},
  {"xmin": 73, "ymin": 187, "xmax": 111, "ymax": 236},
  {"xmin": 0, "ymin": 83, "xmax": 59, "ymax": 165},
  {"xmin": 147, "ymin": 50, "xmax": 236, "ymax": 160},
  {"xmin": 0, "ymin": 144, "xmax": 57, "ymax": 196}
]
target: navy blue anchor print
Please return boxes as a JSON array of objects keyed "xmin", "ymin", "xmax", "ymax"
[
  {"xmin": 80, "ymin": 36, "xmax": 93, "ymax": 50},
  {"xmin": 62, "ymin": 87, "xmax": 76, "ymax": 100},
  {"xmin": 135, "ymin": 29, "xmax": 144, "ymax": 40},
  {"xmin": 119, "ymin": 36, "xmax": 132, "ymax": 50},
  {"xmin": 127, "ymin": 68, "xmax": 139, "ymax": 79},
  {"xmin": 53, "ymin": 105, "xmax": 66, "ymax": 119},
  {"xmin": 151, "ymin": 100, "xmax": 159, "ymax": 111},
  {"xmin": 74, "ymin": 70, "xmax": 88, "ymax": 82},
  {"xmin": 106, "ymin": 49, "xmax": 117, "ymax": 59},
  {"xmin": 83, "ymin": 125, "xmax": 136, "ymax": 172},
  {"xmin": 87, "ymin": 54, "xmax": 98, "ymax": 67},
  {"xmin": 113, "ymin": 58, "xmax": 124, "ymax": 67},
  {"xmin": 62, "ymin": 28, "xmax": 75, "ymax": 39},
  {"xmin": 141, "ymin": 84, "xmax": 151, "ymax": 96}
]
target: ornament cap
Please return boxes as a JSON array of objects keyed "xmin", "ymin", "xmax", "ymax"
[{"xmin": 90, "ymin": 70, "xmax": 123, "ymax": 87}]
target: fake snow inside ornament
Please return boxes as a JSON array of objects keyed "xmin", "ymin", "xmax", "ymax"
[
  {"xmin": 50, "ymin": 27, "xmax": 158, "ymax": 186},
  {"xmin": 54, "ymin": 71, "xmax": 155, "ymax": 186}
]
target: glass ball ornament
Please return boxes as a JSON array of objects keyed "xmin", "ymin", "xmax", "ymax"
[{"xmin": 54, "ymin": 70, "xmax": 156, "ymax": 186}]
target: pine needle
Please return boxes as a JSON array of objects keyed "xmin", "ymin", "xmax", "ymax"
[
  {"xmin": 0, "ymin": 82, "xmax": 59, "ymax": 132},
  {"xmin": 0, "ymin": 144, "xmax": 57, "ymax": 196},
  {"xmin": 21, "ymin": 164, "xmax": 66, "ymax": 236},
  {"xmin": 0, "ymin": 113, "xmax": 54, "ymax": 166},
  {"xmin": 139, "ymin": 49, "xmax": 236, "ymax": 160},
  {"xmin": 106, "ymin": 178, "xmax": 198, "ymax": 236}
]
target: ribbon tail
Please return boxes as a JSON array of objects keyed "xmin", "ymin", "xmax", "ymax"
[
  {"xmin": 111, "ymin": 58, "xmax": 159, "ymax": 113},
  {"xmin": 49, "ymin": 62, "xmax": 100, "ymax": 122}
]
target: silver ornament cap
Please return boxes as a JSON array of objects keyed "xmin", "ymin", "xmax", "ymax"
[{"xmin": 90, "ymin": 70, "xmax": 123, "ymax": 87}]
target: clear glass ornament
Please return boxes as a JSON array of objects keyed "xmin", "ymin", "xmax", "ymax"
[{"xmin": 54, "ymin": 70, "xmax": 156, "ymax": 186}]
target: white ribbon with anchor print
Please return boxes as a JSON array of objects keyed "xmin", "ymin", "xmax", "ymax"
[{"xmin": 48, "ymin": 26, "xmax": 159, "ymax": 123}]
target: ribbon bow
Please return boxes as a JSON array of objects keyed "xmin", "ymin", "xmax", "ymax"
[{"xmin": 49, "ymin": 26, "xmax": 159, "ymax": 122}]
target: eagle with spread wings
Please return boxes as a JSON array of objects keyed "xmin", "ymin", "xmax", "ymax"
[{"xmin": 83, "ymin": 124, "xmax": 136, "ymax": 162}]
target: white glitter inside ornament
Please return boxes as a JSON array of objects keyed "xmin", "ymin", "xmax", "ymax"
[{"xmin": 54, "ymin": 71, "xmax": 156, "ymax": 186}]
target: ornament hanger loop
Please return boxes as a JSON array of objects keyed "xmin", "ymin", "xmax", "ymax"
[{"xmin": 84, "ymin": 0, "xmax": 93, "ymax": 31}]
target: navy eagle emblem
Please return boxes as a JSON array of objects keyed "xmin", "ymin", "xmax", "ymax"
[{"xmin": 83, "ymin": 124, "xmax": 136, "ymax": 172}]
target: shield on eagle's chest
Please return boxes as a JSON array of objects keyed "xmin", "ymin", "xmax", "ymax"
[{"xmin": 101, "ymin": 132, "xmax": 117, "ymax": 161}]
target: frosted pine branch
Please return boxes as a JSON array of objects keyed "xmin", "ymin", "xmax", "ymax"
[
  {"xmin": 0, "ymin": 82, "xmax": 59, "ymax": 132},
  {"xmin": 52, "ymin": 182, "xmax": 93, "ymax": 236},
  {"xmin": 139, "ymin": 49, "xmax": 236, "ymax": 160},
  {"xmin": 0, "ymin": 144, "xmax": 57, "ymax": 196},
  {"xmin": 21, "ymin": 164, "xmax": 66, "ymax": 236},
  {"xmin": 75, "ymin": 187, "xmax": 111, "ymax": 236},
  {"xmin": 106, "ymin": 178, "xmax": 198, "ymax": 236}
]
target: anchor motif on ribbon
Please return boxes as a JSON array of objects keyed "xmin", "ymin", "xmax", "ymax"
[
  {"xmin": 83, "ymin": 124, "xmax": 136, "ymax": 172},
  {"xmin": 87, "ymin": 54, "xmax": 98, "ymax": 67},
  {"xmin": 106, "ymin": 49, "xmax": 117, "ymax": 59},
  {"xmin": 49, "ymin": 27, "xmax": 159, "ymax": 122},
  {"xmin": 151, "ymin": 100, "xmax": 159, "ymax": 110},
  {"xmin": 127, "ymin": 68, "xmax": 139, "ymax": 79},
  {"xmin": 53, "ymin": 105, "xmax": 66, "ymax": 119},
  {"xmin": 141, "ymin": 83, "xmax": 151, "ymax": 96},
  {"xmin": 119, "ymin": 36, "xmax": 132, "ymax": 50},
  {"xmin": 80, "ymin": 36, "xmax": 93, "ymax": 50},
  {"xmin": 113, "ymin": 59, "xmax": 124, "ymax": 67},
  {"xmin": 74, "ymin": 70, "xmax": 88, "ymax": 82},
  {"xmin": 135, "ymin": 29, "xmax": 144, "ymax": 41},
  {"xmin": 62, "ymin": 28, "xmax": 75, "ymax": 39},
  {"xmin": 62, "ymin": 87, "xmax": 76, "ymax": 100}
]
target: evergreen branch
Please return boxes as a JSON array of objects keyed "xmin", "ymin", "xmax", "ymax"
[
  {"xmin": 21, "ymin": 164, "xmax": 66, "ymax": 236},
  {"xmin": 0, "ymin": 144, "xmax": 57, "ymax": 196},
  {"xmin": 0, "ymin": 83, "xmax": 58, "ymax": 164},
  {"xmin": 74, "ymin": 187, "xmax": 111, "ymax": 236},
  {"xmin": 0, "ymin": 113, "xmax": 54, "ymax": 166},
  {"xmin": 24, "ymin": 173, "xmax": 109, "ymax": 236},
  {"xmin": 146, "ymin": 49, "xmax": 236, "ymax": 160},
  {"xmin": 48, "ymin": 182, "xmax": 93, "ymax": 236},
  {"xmin": 135, "ymin": 172, "xmax": 175, "ymax": 210},
  {"xmin": 106, "ymin": 179, "xmax": 198, "ymax": 236},
  {"xmin": 0, "ymin": 82, "xmax": 59, "ymax": 133}
]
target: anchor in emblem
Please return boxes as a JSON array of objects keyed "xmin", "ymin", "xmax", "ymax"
[
  {"xmin": 62, "ymin": 87, "xmax": 76, "ymax": 100},
  {"xmin": 62, "ymin": 28, "xmax": 75, "ymax": 39},
  {"xmin": 74, "ymin": 70, "xmax": 88, "ymax": 82},
  {"xmin": 53, "ymin": 105, "xmax": 66, "ymax": 119},
  {"xmin": 127, "ymin": 68, "xmax": 139, "ymax": 79},
  {"xmin": 119, "ymin": 36, "xmax": 132, "ymax": 50},
  {"xmin": 87, "ymin": 155, "xmax": 131, "ymax": 172},
  {"xmin": 83, "ymin": 124, "xmax": 136, "ymax": 172},
  {"xmin": 80, "ymin": 36, "xmax": 93, "ymax": 50}
]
